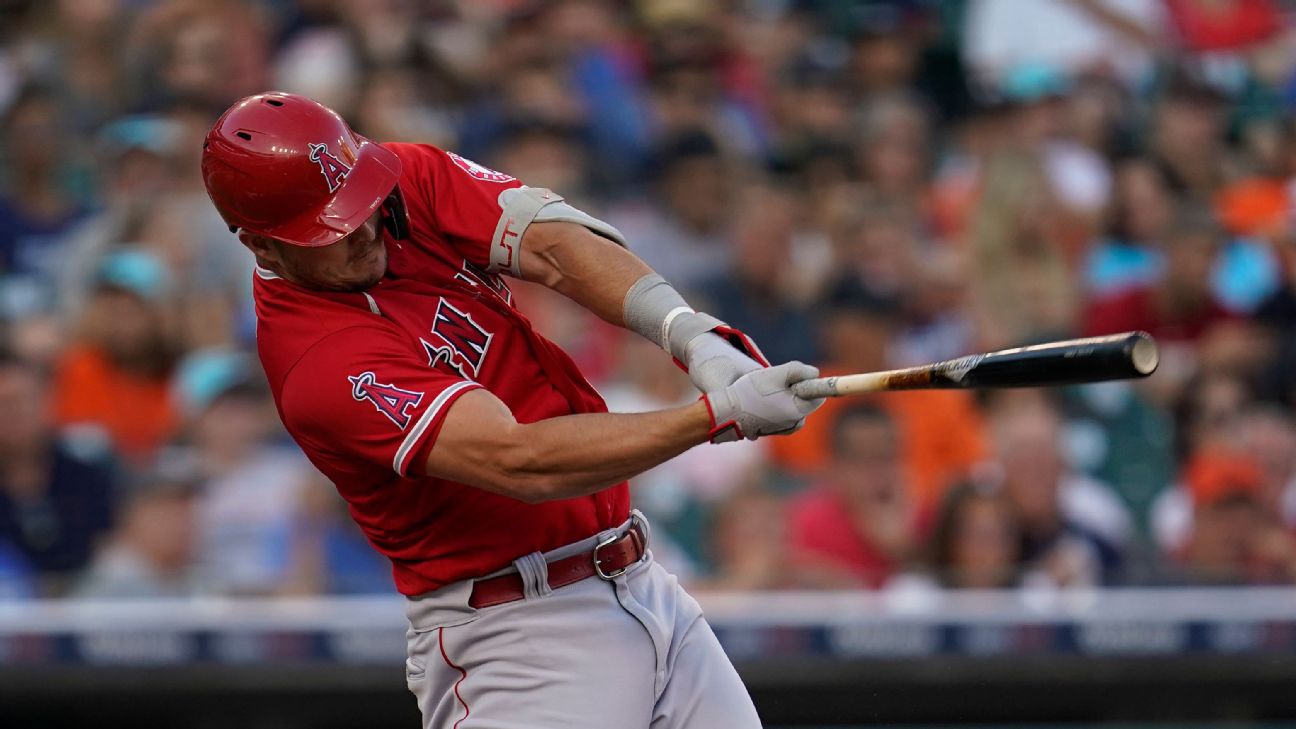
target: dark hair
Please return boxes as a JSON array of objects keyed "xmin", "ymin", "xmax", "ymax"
[
  {"xmin": 927, "ymin": 482, "xmax": 1019, "ymax": 588},
  {"xmin": 649, "ymin": 129, "xmax": 722, "ymax": 180},
  {"xmin": 829, "ymin": 403, "xmax": 896, "ymax": 457},
  {"xmin": 821, "ymin": 276, "xmax": 900, "ymax": 320},
  {"xmin": 1105, "ymin": 156, "xmax": 1170, "ymax": 242}
]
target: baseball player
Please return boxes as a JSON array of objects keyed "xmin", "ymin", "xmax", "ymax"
[{"xmin": 200, "ymin": 92, "xmax": 822, "ymax": 729}]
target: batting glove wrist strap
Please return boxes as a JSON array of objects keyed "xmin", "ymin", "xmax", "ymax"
[
  {"xmin": 622, "ymin": 273, "xmax": 772, "ymax": 392},
  {"xmin": 623, "ymin": 273, "xmax": 693, "ymax": 352},
  {"xmin": 702, "ymin": 361, "xmax": 825, "ymax": 444}
]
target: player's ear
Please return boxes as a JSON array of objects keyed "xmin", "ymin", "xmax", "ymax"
[{"xmin": 239, "ymin": 231, "xmax": 280, "ymax": 264}]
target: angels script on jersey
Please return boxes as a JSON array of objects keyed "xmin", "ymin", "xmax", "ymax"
[{"xmin": 420, "ymin": 298, "xmax": 494, "ymax": 380}]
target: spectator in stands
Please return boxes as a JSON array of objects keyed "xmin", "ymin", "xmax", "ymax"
[
  {"xmin": 609, "ymin": 130, "xmax": 735, "ymax": 290},
  {"xmin": 1085, "ymin": 207, "xmax": 1274, "ymax": 380},
  {"xmin": 702, "ymin": 485, "xmax": 793, "ymax": 590},
  {"xmin": 1084, "ymin": 158, "xmax": 1176, "ymax": 297},
  {"xmin": 771, "ymin": 278, "xmax": 986, "ymax": 509},
  {"xmin": 890, "ymin": 246, "xmax": 977, "ymax": 367},
  {"xmin": 489, "ymin": 119, "xmax": 592, "ymax": 206},
  {"xmin": 968, "ymin": 149, "xmax": 1079, "ymax": 349},
  {"xmin": 824, "ymin": 190, "xmax": 920, "ymax": 303},
  {"xmin": 0, "ymin": 349, "xmax": 116, "ymax": 594},
  {"xmin": 59, "ymin": 114, "xmax": 250, "ymax": 352},
  {"xmin": 0, "ymin": 85, "xmax": 90, "ymax": 280},
  {"xmin": 999, "ymin": 63, "xmax": 1112, "ymax": 227},
  {"xmin": 73, "ymin": 457, "xmax": 200, "ymax": 599},
  {"xmin": 1171, "ymin": 371, "xmax": 1252, "ymax": 464},
  {"xmin": 787, "ymin": 405, "xmax": 922, "ymax": 589},
  {"xmin": 278, "ymin": 477, "xmax": 394, "ymax": 596},
  {"xmin": 697, "ymin": 185, "xmax": 820, "ymax": 365},
  {"xmin": 1240, "ymin": 407, "xmax": 1296, "ymax": 531},
  {"xmin": 51, "ymin": 250, "xmax": 179, "ymax": 462},
  {"xmin": 926, "ymin": 482, "xmax": 1023, "ymax": 589},
  {"xmin": 1083, "ymin": 207, "xmax": 1263, "ymax": 393},
  {"xmin": 56, "ymin": 115, "xmax": 186, "ymax": 318},
  {"xmin": 1154, "ymin": 404, "xmax": 1296, "ymax": 555},
  {"xmin": 172, "ymin": 349, "xmax": 317, "ymax": 596},
  {"xmin": 988, "ymin": 397, "xmax": 1131, "ymax": 586},
  {"xmin": 1148, "ymin": 73, "xmax": 1232, "ymax": 200},
  {"xmin": 1173, "ymin": 450, "xmax": 1296, "ymax": 585},
  {"xmin": 639, "ymin": 3, "xmax": 765, "ymax": 156},
  {"xmin": 126, "ymin": 0, "xmax": 269, "ymax": 113},
  {"xmin": 854, "ymin": 93, "xmax": 934, "ymax": 227}
]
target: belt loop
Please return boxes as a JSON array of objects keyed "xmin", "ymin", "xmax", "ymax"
[
  {"xmin": 629, "ymin": 509, "xmax": 651, "ymax": 547},
  {"xmin": 514, "ymin": 551, "xmax": 553, "ymax": 600}
]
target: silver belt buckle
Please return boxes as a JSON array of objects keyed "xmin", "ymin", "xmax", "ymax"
[
  {"xmin": 593, "ymin": 514, "xmax": 648, "ymax": 580},
  {"xmin": 593, "ymin": 531, "xmax": 626, "ymax": 580}
]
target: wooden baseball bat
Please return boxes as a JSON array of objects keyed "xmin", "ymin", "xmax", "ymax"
[{"xmin": 791, "ymin": 331, "xmax": 1159, "ymax": 399}]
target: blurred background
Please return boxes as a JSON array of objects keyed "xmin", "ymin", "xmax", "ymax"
[{"xmin": 1, "ymin": 0, "xmax": 1296, "ymax": 727}]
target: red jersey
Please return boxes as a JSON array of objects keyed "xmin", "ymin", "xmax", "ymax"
[{"xmin": 254, "ymin": 143, "xmax": 629, "ymax": 595}]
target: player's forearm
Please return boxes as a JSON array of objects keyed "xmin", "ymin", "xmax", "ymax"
[{"xmin": 495, "ymin": 401, "xmax": 712, "ymax": 502}]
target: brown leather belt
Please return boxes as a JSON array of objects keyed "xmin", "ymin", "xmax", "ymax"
[{"xmin": 468, "ymin": 524, "xmax": 647, "ymax": 609}]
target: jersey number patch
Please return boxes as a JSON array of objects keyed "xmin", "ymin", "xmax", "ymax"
[
  {"xmin": 348, "ymin": 371, "xmax": 424, "ymax": 429},
  {"xmin": 421, "ymin": 298, "xmax": 493, "ymax": 379}
]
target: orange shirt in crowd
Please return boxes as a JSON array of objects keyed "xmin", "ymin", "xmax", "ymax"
[
  {"xmin": 52, "ymin": 345, "xmax": 177, "ymax": 461},
  {"xmin": 1216, "ymin": 178, "xmax": 1289, "ymax": 238},
  {"xmin": 768, "ymin": 365, "xmax": 988, "ymax": 509}
]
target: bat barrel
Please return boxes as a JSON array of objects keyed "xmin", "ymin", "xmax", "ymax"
[
  {"xmin": 790, "ymin": 331, "xmax": 1158, "ymax": 399},
  {"xmin": 954, "ymin": 331, "xmax": 1158, "ymax": 389}
]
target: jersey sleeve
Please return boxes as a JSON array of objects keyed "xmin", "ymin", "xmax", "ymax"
[
  {"xmin": 389, "ymin": 142, "xmax": 525, "ymax": 273},
  {"xmin": 280, "ymin": 325, "xmax": 482, "ymax": 478}
]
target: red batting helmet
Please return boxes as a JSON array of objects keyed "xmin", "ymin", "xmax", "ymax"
[{"xmin": 201, "ymin": 92, "xmax": 403, "ymax": 247}]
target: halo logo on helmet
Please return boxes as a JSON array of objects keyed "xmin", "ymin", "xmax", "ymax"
[{"xmin": 309, "ymin": 142, "xmax": 353, "ymax": 192}]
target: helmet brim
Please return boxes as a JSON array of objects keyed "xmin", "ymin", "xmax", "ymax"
[{"xmin": 260, "ymin": 140, "xmax": 402, "ymax": 248}]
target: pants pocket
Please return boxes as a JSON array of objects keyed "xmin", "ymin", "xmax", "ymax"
[
  {"xmin": 405, "ymin": 627, "xmax": 438, "ymax": 691},
  {"xmin": 406, "ymin": 655, "xmax": 427, "ymax": 684}
]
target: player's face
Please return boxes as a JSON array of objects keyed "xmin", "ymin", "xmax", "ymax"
[{"xmin": 268, "ymin": 209, "xmax": 388, "ymax": 292}]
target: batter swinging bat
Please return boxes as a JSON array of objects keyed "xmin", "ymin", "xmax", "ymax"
[{"xmin": 791, "ymin": 331, "xmax": 1159, "ymax": 399}]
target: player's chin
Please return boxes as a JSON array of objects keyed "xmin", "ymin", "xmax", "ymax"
[
  {"xmin": 316, "ymin": 270, "xmax": 380, "ymax": 292},
  {"xmin": 335, "ymin": 259, "xmax": 387, "ymax": 291}
]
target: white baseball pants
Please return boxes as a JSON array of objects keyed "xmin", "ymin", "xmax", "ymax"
[{"xmin": 403, "ymin": 514, "xmax": 763, "ymax": 729}]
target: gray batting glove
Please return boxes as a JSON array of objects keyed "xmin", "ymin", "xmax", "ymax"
[
  {"xmin": 668, "ymin": 312, "xmax": 771, "ymax": 393},
  {"xmin": 703, "ymin": 361, "xmax": 825, "ymax": 443}
]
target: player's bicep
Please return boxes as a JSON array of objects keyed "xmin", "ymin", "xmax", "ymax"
[
  {"xmin": 422, "ymin": 388, "xmax": 534, "ymax": 499},
  {"xmin": 518, "ymin": 221, "xmax": 653, "ymax": 326}
]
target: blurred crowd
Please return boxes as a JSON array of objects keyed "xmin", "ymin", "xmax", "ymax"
[{"xmin": 2, "ymin": 0, "xmax": 1296, "ymax": 600}]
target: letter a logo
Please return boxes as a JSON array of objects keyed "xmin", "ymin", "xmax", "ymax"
[
  {"xmin": 347, "ymin": 371, "xmax": 424, "ymax": 429},
  {"xmin": 309, "ymin": 142, "xmax": 352, "ymax": 192}
]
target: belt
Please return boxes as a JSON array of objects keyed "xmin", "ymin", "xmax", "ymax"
[{"xmin": 468, "ymin": 523, "xmax": 647, "ymax": 609}]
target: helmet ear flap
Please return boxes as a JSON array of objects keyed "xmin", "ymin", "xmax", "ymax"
[{"xmin": 381, "ymin": 187, "xmax": 410, "ymax": 240}]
